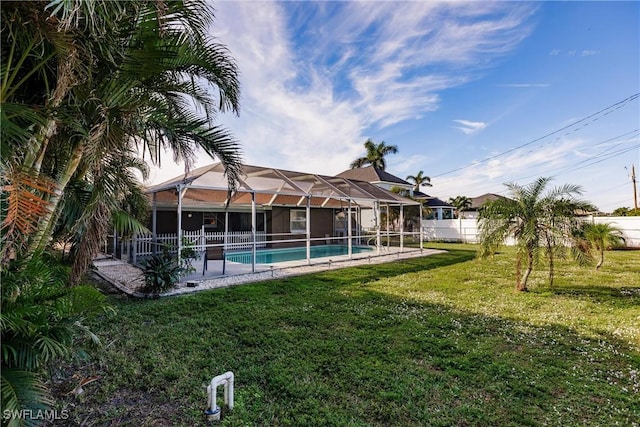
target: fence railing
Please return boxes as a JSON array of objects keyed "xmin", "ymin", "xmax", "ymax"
[{"xmin": 121, "ymin": 230, "xmax": 268, "ymax": 263}]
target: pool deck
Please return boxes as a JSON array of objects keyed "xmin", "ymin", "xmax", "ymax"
[{"xmin": 92, "ymin": 246, "xmax": 445, "ymax": 297}]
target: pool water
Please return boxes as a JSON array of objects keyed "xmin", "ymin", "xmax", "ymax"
[{"xmin": 225, "ymin": 245, "xmax": 373, "ymax": 264}]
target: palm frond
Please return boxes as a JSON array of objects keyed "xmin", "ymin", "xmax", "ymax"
[
  {"xmin": 1, "ymin": 368, "xmax": 52, "ymax": 427},
  {"xmin": 1, "ymin": 167, "xmax": 57, "ymax": 261}
]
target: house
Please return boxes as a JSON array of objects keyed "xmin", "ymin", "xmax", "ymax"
[
  {"xmin": 136, "ymin": 163, "xmax": 421, "ymax": 272},
  {"xmin": 464, "ymin": 193, "xmax": 508, "ymax": 219},
  {"xmin": 337, "ymin": 166, "xmax": 459, "ymax": 221},
  {"xmin": 336, "ymin": 166, "xmax": 419, "ymax": 229},
  {"xmin": 410, "ymin": 191, "xmax": 455, "ymax": 220}
]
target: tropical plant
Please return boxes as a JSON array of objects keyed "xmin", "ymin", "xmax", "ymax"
[
  {"xmin": 1, "ymin": 0, "xmax": 243, "ymax": 281},
  {"xmin": 350, "ymin": 138, "xmax": 398, "ymax": 170},
  {"xmin": 406, "ymin": 171, "xmax": 432, "ymax": 192},
  {"xmin": 139, "ymin": 249, "xmax": 184, "ymax": 295},
  {"xmin": 611, "ymin": 207, "xmax": 640, "ymax": 216},
  {"xmin": 1, "ymin": 252, "xmax": 110, "ymax": 425},
  {"xmin": 448, "ymin": 196, "xmax": 472, "ymax": 218},
  {"xmin": 581, "ymin": 222, "xmax": 625, "ymax": 270},
  {"xmin": 479, "ymin": 177, "xmax": 593, "ymax": 291},
  {"xmin": 538, "ymin": 197, "xmax": 594, "ymax": 287}
]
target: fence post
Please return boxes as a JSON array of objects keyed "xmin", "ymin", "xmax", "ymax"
[{"xmin": 132, "ymin": 234, "xmax": 137, "ymax": 265}]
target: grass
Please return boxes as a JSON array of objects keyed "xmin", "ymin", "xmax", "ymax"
[{"xmin": 52, "ymin": 244, "xmax": 639, "ymax": 426}]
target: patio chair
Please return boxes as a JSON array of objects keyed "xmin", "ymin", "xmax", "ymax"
[{"xmin": 203, "ymin": 241, "xmax": 226, "ymax": 275}]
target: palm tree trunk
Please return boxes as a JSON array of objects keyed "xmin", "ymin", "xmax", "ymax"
[
  {"xmin": 23, "ymin": 48, "xmax": 78, "ymax": 171},
  {"xmin": 29, "ymin": 118, "xmax": 106, "ymax": 255},
  {"xmin": 28, "ymin": 145, "xmax": 84, "ymax": 255},
  {"xmin": 69, "ymin": 201, "xmax": 110, "ymax": 285},
  {"xmin": 548, "ymin": 254, "xmax": 554, "ymax": 288},
  {"xmin": 515, "ymin": 255, "xmax": 522, "ymax": 291},
  {"xmin": 596, "ymin": 248, "xmax": 604, "ymax": 270},
  {"xmin": 518, "ymin": 250, "xmax": 534, "ymax": 291},
  {"xmin": 547, "ymin": 241, "xmax": 554, "ymax": 288}
]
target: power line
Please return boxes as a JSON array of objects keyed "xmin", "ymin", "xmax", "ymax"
[
  {"xmin": 432, "ymin": 93, "xmax": 640, "ymax": 179},
  {"xmin": 513, "ymin": 132, "xmax": 639, "ymax": 182},
  {"xmin": 435, "ymin": 130, "xmax": 639, "ymax": 197},
  {"xmin": 551, "ymin": 144, "xmax": 639, "ymax": 177},
  {"xmin": 443, "ymin": 144, "xmax": 639, "ymax": 200},
  {"xmin": 595, "ymin": 181, "xmax": 631, "ymax": 193}
]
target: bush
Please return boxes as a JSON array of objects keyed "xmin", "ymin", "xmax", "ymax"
[
  {"xmin": 139, "ymin": 251, "xmax": 183, "ymax": 294},
  {"xmin": 611, "ymin": 207, "xmax": 640, "ymax": 216},
  {"xmin": 1, "ymin": 252, "xmax": 110, "ymax": 426}
]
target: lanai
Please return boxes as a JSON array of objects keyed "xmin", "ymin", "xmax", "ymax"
[{"xmin": 144, "ymin": 163, "xmax": 422, "ymax": 274}]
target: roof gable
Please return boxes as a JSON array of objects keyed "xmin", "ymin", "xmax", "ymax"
[{"xmin": 336, "ymin": 166, "xmax": 411, "ymax": 187}]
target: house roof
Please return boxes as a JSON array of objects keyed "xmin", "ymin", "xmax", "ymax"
[
  {"xmin": 410, "ymin": 191, "xmax": 453, "ymax": 208},
  {"xmin": 412, "ymin": 191, "xmax": 430, "ymax": 200},
  {"xmin": 336, "ymin": 166, "xmax": 411, "ymax": 187},
  {"xmin": 422, "ymin": 197, "xmax": 454, "ymax": 208},
  {"xmin": 146, "ymin": 163, "xmax": 420, "ymax": 209},
  {"xmin": 469, "ymin": 193, "xmax": 508, "ymax": 210}
]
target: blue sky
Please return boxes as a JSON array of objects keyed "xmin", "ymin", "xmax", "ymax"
[{"xmin": 149, "ymin": 1, "xmax": 640, "ymax": 213}]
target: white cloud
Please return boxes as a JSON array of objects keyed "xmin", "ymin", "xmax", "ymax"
[
  {"xmin": 582, "ymin": 50, "xmax": 599, "ymax": 56},
  {"xmin": 432, "ymin": 138, "xmax": 586, "ymax": 198},
  {"xmin": 148, "ymin": 1, "xmax": 538, "ymax": 182},
  {"xmin": 453, "ymin": 120, "xmax": 488, "ymax": 135}
]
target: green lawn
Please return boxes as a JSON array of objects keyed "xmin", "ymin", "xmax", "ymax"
[{"xmin": 54, "ymin": 244, "xmax": 640, "ymax": 426}]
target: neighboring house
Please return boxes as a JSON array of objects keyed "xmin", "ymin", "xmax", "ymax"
[
  {"xmin": 337, "ymin": 167, "xmax": 459, "ymax": 221},
  {"xmin": 413, "ymin": 192, "xmax": 455, "ymax": 220},
  {"xmin": 464, "ymin": 193, "xmax": 508, "ymax": 219},
  {"xmin": 337, "ymin": 167, "xmax": 428, "ymax": 229},
  {"xmin": 141, "ymin": 163, "xmax": 419, "ymax": 260}
]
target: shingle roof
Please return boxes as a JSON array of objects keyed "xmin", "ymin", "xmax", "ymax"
[
  {"xmin": 422, "ymin": 197, "xmax": 453, "ymax": 208},
  {"xmin": 336, "ymin": 166, "xmax": 411, "ymax": 186},
  {"xmin": 470, "ymin": 193, "xmax": 508, "ymax": 209}
]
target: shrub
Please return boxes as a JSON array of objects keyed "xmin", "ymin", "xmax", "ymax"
[
  {"xmin": 1, "ymin": 252, "xmax": 110, "ymax": 426},
  {"xmin": 139, "ymin": 250, "xmax": 183, "ymax": 294}
]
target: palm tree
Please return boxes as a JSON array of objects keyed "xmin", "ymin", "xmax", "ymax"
[
  {"xmin": 350, "ymin": 138, "xmax": 398, "ymax": 170},
  {"xmin": 406, "ymin": 170, "xmax": 432, "ymax": 192},
  {"xmin": 1, "ymin": 0, "xmax": 243, "ymax": 271},
  {"xmin": 448, "ymin": 196, "xmax": 472, "ymax": 218},
  {"xmin": 479, "ymin": 177, "xmax": 592, "ymax": 291},
  {"xmin": 583, "ymin": 223, "xmax": 625, "ymax": 270},
  {"xmin": 1, "ymin": 0, "xmax": 243, "ymax": 417}
]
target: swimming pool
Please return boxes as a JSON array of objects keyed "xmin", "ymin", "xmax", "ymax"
[{"xmin": 225, "ymin": 245, "xmax": 373, "ymax": 264}]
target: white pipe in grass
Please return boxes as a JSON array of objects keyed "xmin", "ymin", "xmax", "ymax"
[{"xmin": 205, "ymin": 371, "xmax": 234, "ymax": 421}]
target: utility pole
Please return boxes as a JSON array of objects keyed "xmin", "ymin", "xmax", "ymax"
[{"xmin": 632, "ymin": 165, "xmax": 638, "ymax": 210}]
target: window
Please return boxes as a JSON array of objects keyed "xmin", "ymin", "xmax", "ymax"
[
  {"xmin": 204, "ymin": 212, "xmax": 220, "ymax": 230},
  {"xmin": 290, "ymin": 209, "xmax": 307, "ymax": 233}
]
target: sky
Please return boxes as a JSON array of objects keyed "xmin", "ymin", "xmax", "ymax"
[{"xmin": 148, "ymin": 1, "xmax": 640, "ymax": 213}]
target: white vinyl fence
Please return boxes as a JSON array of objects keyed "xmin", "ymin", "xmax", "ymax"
[{"xmin": 422, "ymin": 216, "xmax": 640, "ymax": 247}]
